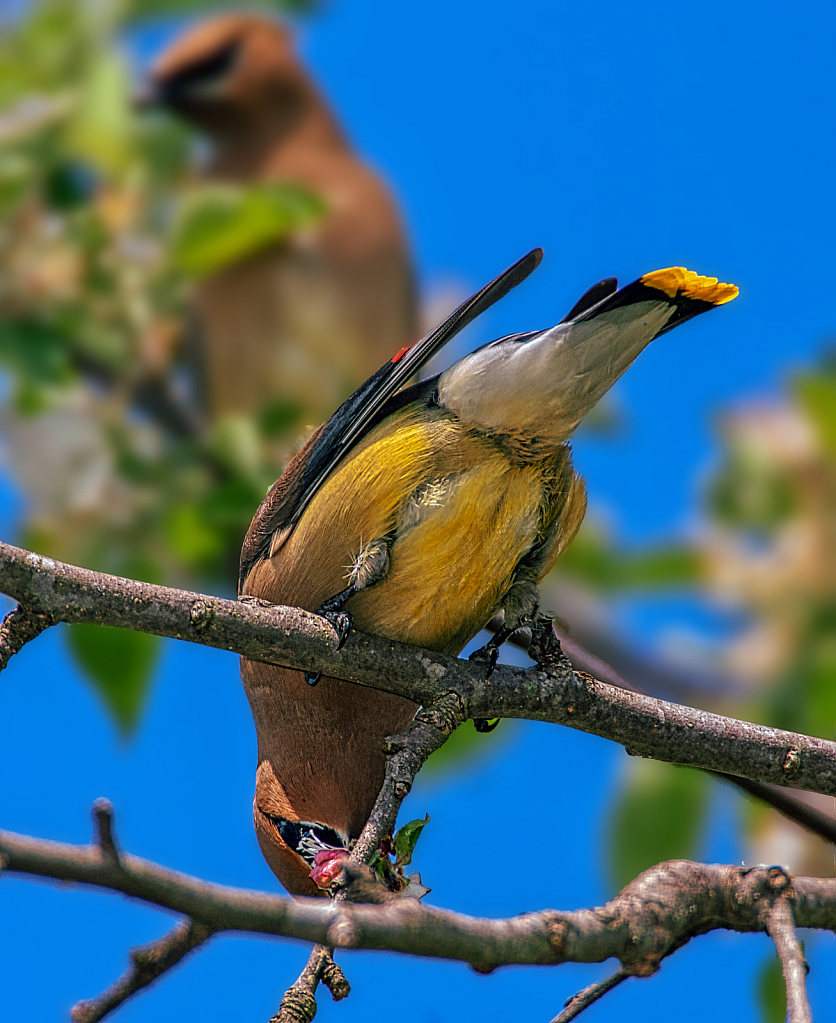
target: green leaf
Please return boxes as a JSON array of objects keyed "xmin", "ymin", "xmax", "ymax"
[
  {"xmin": 170, "ymin": 182, "xmax": 326, "ymax": 279},
  {"xmin": 64, "ymin": 51, "xmax": 135, "ymax": 175},
  {"xmin": 66, "ymin": 623, "xmax": 160, "ymax": 737},
  {"xmin": 394, "ymin": 814, "xmax": 430, "ymax": 867},
  {"xmin": 757, "ymin": 954, "xmax": 787, "ymax": 1023},
  {"xmin": 258, "ymin": 398, "xmax": 305, "ymax": 439},
  {"xmin": 0, "ymin": 320, "xmax": 73, "ymax": 388},
  {"xmin": 125, "ymin": 0, "xmax": 320, "ymax": 20},
  {"xmin": 556, "ymin": 522, "xmax": 700, "ymax": 592},
  {"xmin": 164, "ymin": 503, "xmax": 224, "ymax": 565},
  {"xmin": 793, "ymin": 371, "xmax": 836, "ymax": 459},
  {"xmin": 606, "ymin": 760, "xmax": 709, "ymax": 892}
]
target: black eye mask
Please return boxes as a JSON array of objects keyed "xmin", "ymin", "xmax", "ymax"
[
  {"xmin": 157, "ymin": 38, "xmax": 241, "ymax": 105},
  {"xmin": 266, "ymin": 814, "xmax": 347, "ymax": 866}
]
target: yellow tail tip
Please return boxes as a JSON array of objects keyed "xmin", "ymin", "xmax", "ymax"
[{"xmin": 641, "ymin": 267, "xmax": 739, "ymax": 305}]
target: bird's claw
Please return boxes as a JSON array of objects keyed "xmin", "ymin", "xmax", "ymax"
[
  {"xmin": 528, "ymin": 614, "xmax": 564, "ymax": 669},
  {"xmin": 468, "ymin": 643, "xmax": 499, "ymax": 679},
  {"xmin": 473, "ymin": 717, "xmax": 500, "ymax": 733},
  {"xmin": 321, "ymin": 609, "xmax": 353, "ymax": 650},
  {"xmin": 469, "ymin": 645, "xmax": 501, "ymax": 734}
]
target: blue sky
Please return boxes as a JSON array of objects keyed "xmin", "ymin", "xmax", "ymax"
[{"xmin": 3, "ymin": 1, "xmax": 836, "ymax": 1020}]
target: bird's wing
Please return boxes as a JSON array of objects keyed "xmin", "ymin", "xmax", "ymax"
[{"xmin": 239, "ymin": 247, "xmax": 542, "ymax": 586}]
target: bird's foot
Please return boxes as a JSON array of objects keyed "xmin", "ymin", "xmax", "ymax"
[
  {"xmin": 315, "ymin": 585, "xmax": 355, "ymax": 651},
  {"xmin": 528, "ymin": 614, "xmax": 564, "ymax": 670},
  {"xmin": 304, "ymin": 592, "xmax": 354, "ymax": 686},
  {"xmin": 468, "ymin": 643, "xmax": 499, "ymax": 678},
  {"xmin": 321, "ymin": 609, "xmax": 353, "ymax": 650},
  {"xmin": 469, "ymin": 640, "xmax": 504, "ymax": 734}
]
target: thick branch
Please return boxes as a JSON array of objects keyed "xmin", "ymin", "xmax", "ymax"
[
  {"xmin": 0, "ymin": 604, "xmax": 51, "ymax": 670},
  {"xmin": 2, "ymin": 541, "xmax": 836, "ymax": 799},
  {"xmin": 542, "ymin": 623, "xmax": 836, "ymax": 844},
  {"xmin": 2, "ymin": 825, "xmax": 836, "ymax": 975}
]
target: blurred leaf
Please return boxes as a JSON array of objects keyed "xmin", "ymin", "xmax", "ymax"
[
  {"xmin": 793, "ymin": 371, "xmax": 836, "ymax": 459},
  {"xmin": 66, "ymin": 623, "xmax": 159, "ymax": 737},
  {"xmin": 606, "ymin": 760, "xmax": 709, "ymax": 892},
  {"xmin": 0, "ymin": 321, "xmax": 73, "ymax": 387},
  {"xmin": 806, "ymin": 637, "xmax": 836, "ymax": 736},
  {"xmin": 558, "ymin": 523, "xmax": 700, "ymax": 592},
  {"xmin": 394, "ymin": 814, "xmax": 430, "ymax": 867},
  {"xmin": 757, "ymin": 954, "xmax": 787, "ymax": 1023},
  {"xmin": 64, "ymin": 52, "xmax": 135, "ymax": 175},
  {"xmin": 208, "ymin": 414, "xmax": 264, "ymax": 479},
  {"xmin": 165, "ymin": 503, "xmax": 224, "ymax": 564},
  {"xmin": 201, "ymin": 477, "xmax": 264, "ymax": 530},
  {"xmin": 258, "ymin": 398, "xmax": 305, "ymax": 438},
  {"xmin": 0, "ymin": 151, "xmax": 34, "ymax": 210},
  {"xmin": 708, "ymin": 454, "xmax": 796, "ymax": 532},
  {"xmin": 125, "ymin": 0, "xmax": 321, "ymax": 19},
  {"xmin": 43, "ymin": 161, "xmax": 94, "ymax": 209},
  {"xmin": 171, "ymin": 182, "xmax": 326, "ymax": 279}
]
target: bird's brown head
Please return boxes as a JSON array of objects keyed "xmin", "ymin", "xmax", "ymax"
[
  {"xmin": 253, "ymin": 759, "xmax": 350, "ymax": 898},
  {"xmin": 145, "ymin": 15, "xmax": 312, "ymax": 136}
]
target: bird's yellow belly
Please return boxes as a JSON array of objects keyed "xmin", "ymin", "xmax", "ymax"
[
  {"xmin": 349, "ymin": 457, "xmax": 543, "ymax": 653},
  {"xmin": 247, "ymin": 404, "xmax": 547, "ymax": 655}
]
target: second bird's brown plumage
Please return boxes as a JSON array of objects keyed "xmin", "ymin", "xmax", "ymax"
[{"xmin": 149, "ymin": 14, "xmax": 416, "ymax": 422}]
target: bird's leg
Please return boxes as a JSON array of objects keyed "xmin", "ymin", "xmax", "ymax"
[
  {"xmin": 306, "ymin": 538, "xmax": 391, "ymax": 686},
  {"xmin": 469, "ymin": 613, "xmax": 537, "ymax": 734},
  {"xmin": 469, "ymin": 621, "xmax": 530, "ymax": 734},
  {"xmin": 468, "ymin": 621, "xmax": 521, "ymax": 678},
  {"xmin": 470, "ymin": 578, "xmax": 542, "ymax": 733}
]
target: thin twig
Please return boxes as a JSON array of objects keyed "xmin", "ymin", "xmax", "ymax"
[
  {"xmin": 0, "ymin": 604, "xmax": 51, "ymax": 672},
  {"xmin": 70, "ymin": 919, "xmax": 214, "ymax": 1023},
  {"xmin": 91, "ymin": 798, "xmax": 119, "ymax": 862},
  {"xmin": 763, "ymin": 869, "xmax": 812, "ymax": 1023},
  {"xmin": 354, "ymin": 692, "xmax": 464, "ymax": 864},
  {"xmin": 272, "ymin": 945, "xmax": 349, "ymax": 1023},
  {"xmin": 549, "ymin": 969, "xmax": 629, "ymax": 1023},
  {"xmin": 711, "ymin": 772, "xmax": 836, "ymax": 844},
  {"xmin": 3, "ymin": 541, "xmax": 836, "ymax": 799},
  {"xmin": 277, "ymin": 694, "xmax": 462, "ymax": 1019}
]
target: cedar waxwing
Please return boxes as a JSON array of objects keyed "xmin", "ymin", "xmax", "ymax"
[
  {"xmin": 146, "ymin": 14, "xmax": 416, "ymax": 422},
  {"xmin": 239, "ymin": 249, "xmax": 738, "ymax": 897}
]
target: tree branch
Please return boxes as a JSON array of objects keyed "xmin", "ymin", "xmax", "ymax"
[
  {"xmin": 550, "ymin": 969, "xmax": 629, "ymax": 1023},
  {"xmin": 762, "ymin": 869, "xmax": 813, "ymax": 1023},
  {"xmin": 271, "ymin": 945, "xmax": 349, "ymax": 1023},
  {"xmin": 2, "ymin": 819, "xmax": 835, "ymax": 983},
  {"xmin": 276, "ymin": 695, "xmax": 460, "ymax": 1019},
  {"xmin": 70, "ymin": 919, "xmax": 214, "ymax": 1023},
  {"xmin": 0, "ymin": 603, "xmax": 51, "ymax": 671},
  {"xmin": 2, "ymin": 540, "xmax": 836, "ymax": 800}
]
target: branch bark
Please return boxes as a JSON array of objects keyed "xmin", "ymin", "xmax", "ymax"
[
  {"xmin": 2, "ymin": 540, "xmax": 836, "ymax": 800},
  {"xmin": 1, "ymin": 822, "xmax": 832, "ymax": 979},
  {"xmin": 762, "ymin": 870, "xmax": 813, "ymax": 1023}
]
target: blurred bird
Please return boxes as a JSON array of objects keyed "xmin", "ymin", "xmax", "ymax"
[
  {"xmin": 146, "ymin": 14, "xmax": 416, "ymax": 423},
  {"xmin": 238, "ymin": 248, "xmax": 738, "ymax": 896}
]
